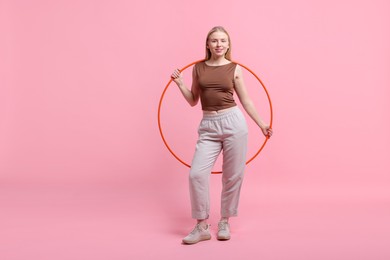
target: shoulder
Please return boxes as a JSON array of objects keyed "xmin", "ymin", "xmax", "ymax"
[
  {"xmin": 193, "ymin": 61, "xmax": 205, "ymax": 78},
  {"xmin": 194, "ymin": 60, "xmax": 206, "ymax": 69},
  {"xmin": 193, "ymin": 61, "xmax": 205, "ymax": 73},
  {"xmin": 234, "ymin": 64, "xmax": 243, "ymax": 79}
]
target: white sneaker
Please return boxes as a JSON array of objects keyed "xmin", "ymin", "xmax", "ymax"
[
  {"xmin": 182, "ymin": 224, "xmax": 211, "ymax": 244},
  {"xmin": 217, "ymin": 221, "xmax": 230, "ymax": 240}
]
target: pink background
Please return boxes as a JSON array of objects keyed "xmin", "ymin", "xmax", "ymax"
[{"xmin": 1, "ymin": 0, "xmax": 389, "ymax": 259}]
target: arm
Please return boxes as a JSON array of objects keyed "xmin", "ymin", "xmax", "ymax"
[
  {"xmin": 171, "ymin": 67, "xmax": 200, "ymax": 107},
  {"xmin": 233, "ymin": 65, "xmax": 273, "ymax": 138}
]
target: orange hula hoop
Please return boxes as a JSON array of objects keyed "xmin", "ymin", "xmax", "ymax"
[{"xmin": 158, "ymin": 59, "xmax": 273, "ymax": 174}]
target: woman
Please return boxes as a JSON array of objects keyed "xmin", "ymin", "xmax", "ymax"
[{"xmin": 171, "ymin": 26, "xmax": 273, "ymax": 244}]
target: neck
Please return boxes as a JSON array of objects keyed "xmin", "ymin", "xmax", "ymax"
[{"xmin": 207, "ymin": 56, "xmax": 229, "ymax": 65}]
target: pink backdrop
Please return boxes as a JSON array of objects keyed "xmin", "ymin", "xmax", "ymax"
[{"xmin": 1, "ymin": 0, "xmax": 389, "ymax": 259}]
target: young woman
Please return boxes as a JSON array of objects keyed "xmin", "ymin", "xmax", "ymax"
[{"xmin": 171, "ymin": 26, "xmax": 273, "ymax": 244}]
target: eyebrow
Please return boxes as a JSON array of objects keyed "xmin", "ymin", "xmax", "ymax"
[{"xmin": 209, "ymin": 37, "xmax": 228, "ymax": 40}]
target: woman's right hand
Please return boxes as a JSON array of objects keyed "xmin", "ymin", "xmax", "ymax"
[{"xmin": 171, "ymin": 69, "xmax": 184, "ymax": 86}]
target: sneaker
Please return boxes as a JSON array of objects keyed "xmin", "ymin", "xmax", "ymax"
[
  {"xmin": 217, "ymin": 221, "xmax": 230, "ymax": 240},
  {"xmin": 182, "ymin": 223, "xmax": 211, "ymax": 244}
]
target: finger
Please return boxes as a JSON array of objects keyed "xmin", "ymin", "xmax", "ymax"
[
  {"xmin": 173, "ymin": 70, "xmax": 181, "ymax": 78},
  {"xmin": 171, "ymin": 69, "xmax": 180, "ymax": 78}
]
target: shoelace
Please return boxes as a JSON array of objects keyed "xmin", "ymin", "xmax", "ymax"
[
  {"xmin": 218, "ymin": 222, "xmax": 228, "ymax": 231},
  {"xmin": 190, "ymin": 224, "xmax": 208, "ymax": 234}
]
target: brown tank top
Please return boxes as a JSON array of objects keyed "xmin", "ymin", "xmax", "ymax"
[{"xmin": 194, "ymin": 61, "xmax": 237, "ymax": 111}]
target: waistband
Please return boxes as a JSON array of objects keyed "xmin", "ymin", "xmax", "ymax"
[{"xmin": 202, "ymin": 106, "xmax": 240, "ymax": 120}]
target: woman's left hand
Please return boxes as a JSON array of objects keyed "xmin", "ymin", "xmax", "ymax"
[{"xmin": 261, "ymin": 126, "xmax": 273, "ymax": 138}]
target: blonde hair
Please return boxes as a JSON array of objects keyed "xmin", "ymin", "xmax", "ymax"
[{"xmin": 205, "ymin": 26, "xmax": 232, "ymax": 61}]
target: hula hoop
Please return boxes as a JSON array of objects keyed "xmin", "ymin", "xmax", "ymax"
[{"xmin": 158, "ymin": 59, "xmax": 273, "ymax": 174}]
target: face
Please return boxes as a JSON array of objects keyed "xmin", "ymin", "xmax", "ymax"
[{"xmin": 207, "ymin": 31, "xmax": 229, "ymax": 58}]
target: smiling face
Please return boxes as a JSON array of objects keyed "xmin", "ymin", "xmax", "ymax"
[
  {"xmin": 205, "ymin": 26, "xmax": 232, "ymax": 60},
  {"xmin": 207, "ymin": 31, "xmax": 230, "ymax": 58}
]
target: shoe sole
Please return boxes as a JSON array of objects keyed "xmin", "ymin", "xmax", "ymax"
[
  {"xmin": 217, "ymin": 236, "xmax": 230, "ymax": 241},
  {"xmin": 182, "ymin": 235, "xmax": 211, "ymax": 245}
]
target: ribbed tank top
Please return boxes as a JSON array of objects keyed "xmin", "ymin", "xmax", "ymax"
[{"xmin": 194, "ymin": 61, "xmax": 237, "ymax": 111}]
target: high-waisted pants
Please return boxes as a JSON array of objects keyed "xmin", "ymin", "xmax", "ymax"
[{"xmin": 189, "ymin": 106, "xmax": 248, "ymax": 219}]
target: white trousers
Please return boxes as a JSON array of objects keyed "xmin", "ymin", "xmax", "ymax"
[{"xmin": 189, "ymin": 106, "xmax": 248, "ymax": 219}]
